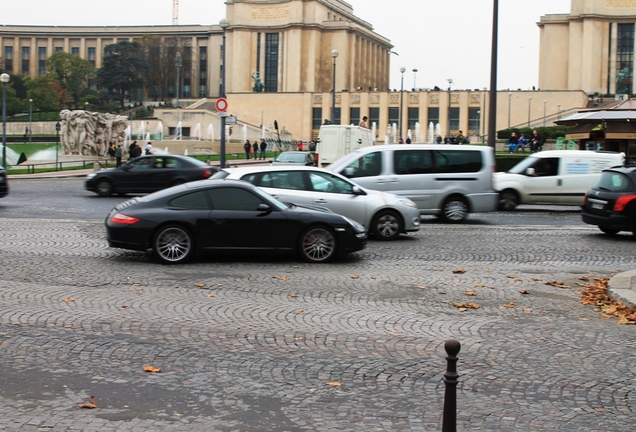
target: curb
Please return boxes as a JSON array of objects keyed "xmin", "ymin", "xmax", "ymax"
[{"xmin": 608, "ymin": 270, "xmax": 636, "ymax": 307}]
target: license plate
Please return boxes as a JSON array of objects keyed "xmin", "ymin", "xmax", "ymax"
[{"xmin": 591, "ymin": 203, "xmax": 604, "ymax": 210}]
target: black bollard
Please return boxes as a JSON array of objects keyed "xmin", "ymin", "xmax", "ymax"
[{"xmin": 442, "ymin": 339, "xmax": 461, "ymax": 432}]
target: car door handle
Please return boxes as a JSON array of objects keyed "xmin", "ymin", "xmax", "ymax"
[
  {"xmin": 557, "ymin": 179, "xmax": 563, "ymax": 186},
  {"xmin": 314, "ymin": 199, "xmax": 327, "ymax": 203}
]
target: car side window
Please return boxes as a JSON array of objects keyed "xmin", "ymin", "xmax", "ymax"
[
  {"xmin": 431, "ymin": 150, "xmax": 482, "ymax": 173},
  {"xmin": 169, "ymin": 191, "xmax": 211, "ymax": 209},
  {"xmin": 207, "ymin": 187, "xmax": 264, "ymax": 211},
  {"xmin": 308, "ymin": 172, "xmax": 354, "ymax": 194},
  {"xmin": 270, "ymin": 171, "xmax": 305, "ymax": 190},
  {"xmin": 346, "ymin": 151, "xmax": 382, "ymax": 178},
  {"xmin": 129, "ymin": 158, "xmax": 154, "ymax": 170},
  {"xmin": 532, "ymin": 158, "xmax": 559, "ymax": 177},
  {"xmin": 394, "ymin": 150, "xmax": 433, "ymax": 174},
  {"xmin": 165, "ymin": 158, "xmax": 181, "ymax": 168}
]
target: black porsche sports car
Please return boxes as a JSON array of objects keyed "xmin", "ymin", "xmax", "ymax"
[{"xmin": 105, "ymin": 179, "xmax": 367, "ymax": 263}]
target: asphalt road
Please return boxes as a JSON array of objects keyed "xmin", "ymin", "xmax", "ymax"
[{"xmin": 0, "ymin": 178, "xmax": 634, "ymax": 431}]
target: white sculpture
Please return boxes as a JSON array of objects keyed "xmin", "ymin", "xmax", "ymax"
[{"xmin": 59, "ymin": 110, "xmax": 128, "ymax": 157}]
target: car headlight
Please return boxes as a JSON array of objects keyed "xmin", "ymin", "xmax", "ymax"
[
  {"xmin": 398, "ymin": 198, "xmax": 417, "ymax": 208},
  {"xmin": 86, "ymin": 173, "xmax": 96, "ymax": 180},
  {"xmin": 342, "ymin": 216, "xmax": 366, "ymax": 232}
]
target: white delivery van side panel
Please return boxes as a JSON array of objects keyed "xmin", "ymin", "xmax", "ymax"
[{"xmin": 317, "ymin": 125, "xmax": 374, "ymax": 167}]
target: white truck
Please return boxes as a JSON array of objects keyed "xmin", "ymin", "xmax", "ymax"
[
  {"xmin": 316, "ymin": 125, "xmax": 375, "ymax": 167},
  {"xmin": 494, "ymin": 150, "xmax": 624, "ymax": 210}
]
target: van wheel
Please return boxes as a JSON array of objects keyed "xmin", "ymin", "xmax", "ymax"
[
  {"xmin": 371, "ymin": 210, "xmax": 402, "ymax": 241},
  {"xmin": 441, "ymin": 196, "xmax": 468, "ymax": 223},
  {"xmin": 498, "ymin": 190, "xmax": 518, "ymax": 211}
]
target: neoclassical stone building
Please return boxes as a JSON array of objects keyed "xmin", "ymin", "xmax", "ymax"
[{"xmin": 539, "ymin": 0, "xmax": 636, "ymax": 95}]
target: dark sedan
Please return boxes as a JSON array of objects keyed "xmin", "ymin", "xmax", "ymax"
[
  {"xmin": 85, "ymin": 155, "xmax": 216, "ymax": 197},
  {"xmin": 106, "ymin": 179, "xmax": 367, "ymax": 263},
  {"xmin": 0, "ymin": 166, "xmax": 8, "ymax": 198},
  {"xmin": 582, "ymin": 165, "xmax": 636, "ymax": 236},
  {"xmin": 271, "ymin": 151, "xmax": 315, "ymax": 166}
]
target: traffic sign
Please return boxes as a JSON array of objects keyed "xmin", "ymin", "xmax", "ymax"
[
  {"xmin": 215, "ymin": 98, "xmax": 228, "ymax": 112},
  {"xmin": 225, "ymin": 116, "xmax": 237, "ymax": 125}
]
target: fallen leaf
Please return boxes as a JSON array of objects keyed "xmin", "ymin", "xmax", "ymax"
[
  {"xmin": 506, "ymin": 275, "xmax": 518, "ymax": 279},
  {"xmin": 521, "ymin": 307, "xmax": 533, "ymax": 312},
  {"xmin": 326, "ymin": 382, "xmax": 342, "ymax": 387},
  {"xmin": 577, "ymin": 277, "xmax": 636, "ymax": 324},
  {"xmin": 504, "ymin": 302, "xmax": 518, "ymax": 309},
  {"xmin": 134, "ymin": 283, "xmax": 142, "ymax": 287},
  {"xmin": 463, "ymin": 291, "xmax": 477, "ymax": 296},
  {"xmin": 579, "ymin": 275, "xmax": 590, "ymax": 281},
  {"xmin": 62, "ymin": 297, "xmax": 75, "ymax": 303},
  {"xmin": 78, "ymin": 396, "xmax": 97, "ymax": 409},
  {"xmin": 207, "ymin": 293, "xmax": 215, "ymax": 297},
  {"xmin": 452, "ymin": 269, "xmax": 466, "ymax": 274},
  {"xmin": 519, "ymin": 290, "xmax": 530, "ymax": 295},
  {"xmin": 532, "ymin": 277, "xmax": 543, "ymax": 281},
  {"xmin": 121, "ymin": 305, "xmax": 131, "ymax": 309},
  {"xmin": 23, "ymin": 277, "xmax": 32, "ymax": 282},
  {"xmin": 438, "ymin": 291, "xmax": 447, "ymax": 295},
  {"xmin": 143, "ymin": 366, "xmax": 161, "ymax": 373},
  {"xmin": 370, "ymin": 276, "xmax": 377, "ymax": 280},
  {"xmin": 296, "ymin": 311, "xmax": 305, "ymax": 315},
  {"xmin": 195, "ymin": 283, "xmax": 206, "ymax": 288},
  {"xmin": 452, "ymin": 302, "xmax": 479, "ymax": 310},
  {"xmin": 350, "ymin": 275, "xmax": 360, "ymax": 279},
  {"xmin": 288, "ymin": 293, "xmax": 298, "ymax": 298},
  {"xmin": 173, "ymin": 284, "xmax": 179, "ymax": 289},
  {"xmin": 133, "ymin": 291, "xmax": 142, "ymax": 295},
  {"xmin": 294, "ymin": 337, "xmax": 304, "ymax": 341},
  {"xmin": 417, "ymin": 285, "xmax": 427, "ymax": 289},
  {"xmin": 580, "ymin": 317, "xmax": 590, "ymax": 321},
  {"xmin": 474, "ymin": 283, "xmax": 485, "ymax": 288},
  {"xmin": 545, "ymin": 280, "xmax": 570, "ymax": 289},
  {"xmin": 273, "ymin": 276, "xmax": 290, "ymax": 281},
  {"xmin": 216, "ymin": 283, "xmax": 223, "ymax": 287}
]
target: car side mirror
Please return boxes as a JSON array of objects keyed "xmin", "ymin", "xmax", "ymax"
[
  {"xmin": 526, "ymin": 168, "xmax": 535, "ymax": 176},
  {"xmin": 257, "ymin": 203, "xmax": 272, "ymax": 213},
  {"xmin": 343, "ymin": 167, "xmax": 354, "ymax": 177},
  {"xmin": 352, "ymin": 185, "xmax": 364, "ymax": 195}
]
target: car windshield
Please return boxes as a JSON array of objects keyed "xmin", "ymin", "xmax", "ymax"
[
  {"xmin": 275, "ymin": 153, "xmax": 305, "ymax": 163},
  {"xmin": 593, "ymin": 171, "xmax": 634, "ymax": 192},
  {"xmin": 250, "ymin": 185, "xmax": 288, "ymax": 211},
  {"xmin": 211, "ymin": 170, "xmax": 231, "ymax": 179},
  {"xmin": 506, "ymin": 156, "xmax": 540, "ymax": 174}
]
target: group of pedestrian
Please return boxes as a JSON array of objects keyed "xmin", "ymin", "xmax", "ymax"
[
  {"xmin": 244, "ymin": 139, "xmax": 268, "ymax": 160},
  {"xmin": 509, "ymin": 130, "xmax": 544, "ymax": 153}
]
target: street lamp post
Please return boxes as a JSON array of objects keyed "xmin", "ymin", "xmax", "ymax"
[
  {"xmin": 55, "ymin": 121, "xmax": 60, "ymax": 171},
  {"xmin": 29, "ymin": 98, "xmax": 33, "ymax": 143},
  {"xmin": 399, "ymin": 66, "xmax": 406, "ymax": 141},
  {"xmin": 528, "ymin": 96, "xmax": 532, "ymax": 127},
  {"xmin": 543, "ymin": 100, "xmax": 547, "ymax": 127},
  {"xmin": 481, "ymin": 87, "xmax": 487, "ymax": 142},
  {"xmin": 219, "ymin": 18, "xmax": 229, "ymax": 168},
  {"xmin": 507, "ymin": 92, "xmax": 512, "ymax": 128},
  {"xmin": 331, "ymin": 49, "xmax": 339, "ymax": 124},
  {"xmin": 412, "ymin": 68, "xmax": 418, "ymax": 90},
  {"xmin": 447, "ymin": 78, "xmax": 453, "ymax": 141},
  {"xmin": 1, "ymin": 73, "xmax": 9, "ymax": 169}
]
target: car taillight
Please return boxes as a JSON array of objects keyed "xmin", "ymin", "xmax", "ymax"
[
  {"xmin": 314, "ymin": 153, "xmax": 319, "ymax": 166},
  {"xmin": 614, "ymin": 194, "xmax": 636, "ymax": 212},
  {"xmin": 583, "ymin": 195, "xmax": 588, "ymax": 206},
  {"xmin": 110, "ymin": 212, "xmax": 140, "ymax": 225},
  {"xmin": 202, "ymin": 167, "xmax": 213, "ymax": 178}
]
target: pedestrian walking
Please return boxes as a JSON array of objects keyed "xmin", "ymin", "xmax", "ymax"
[
  {"xmin": 259, "ymin": 139, "xmax": 267, "ymax": 160},
  {"xmin": 252, "ymin": 141, "xmax": 259, "ymax": 158},
  {"xmin": 244, "ymin": 140, "xmax": 252, "ymax": 159},
  {"xmin": 115, "ymin": 144, "xmax": 123, "ymax": 167}
]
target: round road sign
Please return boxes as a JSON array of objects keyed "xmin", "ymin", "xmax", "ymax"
[{"xmin": 215, "ymin": 98, "xmax": 228, "ymax": 112}]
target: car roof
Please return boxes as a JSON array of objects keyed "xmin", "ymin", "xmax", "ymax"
[
  {"xmin": 277, "ymin": 151, "xmax": 307, "ymax": 155},
  {"xmin": 222, "ymin": 165, "xmax": 334, "ymax": 176}
]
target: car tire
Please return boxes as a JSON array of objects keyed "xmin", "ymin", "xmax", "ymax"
[
  {"xmin": 96, "ymin": 179, "xmax": 113, "ymax": 197},
  {"xmin": 441, "ymin": 196, "xmax": 468, "ymax": 223},
  {"xmin": 498, "ymin": 190, "xmax": 518, "ymax": 211},
  {"xmin": 153, "ymin": 224, "xmax": 194, "ymax": 264},
  {"xmin": 371, "ymin": 210, "xmax": 402, "ymax": 241},
  {"xmin": 599, "ymin": 227, "xmax": 619, "ymax": 235},
  {"xmin": 298, "ymin": 226, "xmax": 337, "ymax": 263}
]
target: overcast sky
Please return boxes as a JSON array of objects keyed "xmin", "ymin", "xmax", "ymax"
[{"xmin": 3, "ymin": 0, "xmax": 572, "ymax": 91}]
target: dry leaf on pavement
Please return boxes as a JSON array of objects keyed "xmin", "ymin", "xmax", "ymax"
[
  {"xmin": 143, "ymin": 366, "xmax": 161, "ymax": 373},
  {"xmin": 78, "ymin": 395, "xmax": 97, "ymax": 409}
]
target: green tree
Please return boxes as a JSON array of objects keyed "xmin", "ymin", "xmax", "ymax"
[
  {"xmin": 140, "ymin": 35, "xmax": 191, "ymax": 101},
  {"xmin": 46, "ymin": 51, "xmax": 94, "ymax": 109},
  {"xmin": 96, "ymin": 41, "xmax": 149, "ymax": 108},
  {"xmin": 25, "ymin": 74, "xmax": 64, "ymax": 112}
]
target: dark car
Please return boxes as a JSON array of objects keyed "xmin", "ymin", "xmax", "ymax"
[
  {"xmin": 581, "ymin": 165, "xmax": 636, "ymax": 236},
  {"xmin": 85, "ymin": 155, "xmax": 216, "ymax": 197},
  {"xmin": 0, "ymin": 166, "xmax": 8, "ymax": 198},
  {"xmin": 271, "ymin": 151, "xmax": 315, "ymax": 166},
  {"xmin": 105, "ymin": 179, "xmax": 367, "ymax": 264}
]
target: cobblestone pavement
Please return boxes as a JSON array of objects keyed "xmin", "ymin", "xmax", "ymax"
[{"xmin": 0, "ymin": 218, "xmax": 634, "ymax": 431}]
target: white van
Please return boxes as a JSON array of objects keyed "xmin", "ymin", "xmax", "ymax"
[
  {"xmin": 316, "ymin": 125, "xmax": 375, "ymax": 167},
  {"xmin": 494, "ymin": 150, "xmax": 624, "ymax": 210},
  {"xmin": 327, "ymin": 144, "xmax": 499, "ymax": 222}
]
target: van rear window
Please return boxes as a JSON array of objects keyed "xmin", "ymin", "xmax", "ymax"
[{"xmin": 393, "ymin": 149, "xmax": 483, "ymax": 174}]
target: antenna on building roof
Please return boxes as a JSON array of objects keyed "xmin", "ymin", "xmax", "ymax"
[{"xmin": 173, "ymin": 0, "xmax": 179, "ymax": 25}]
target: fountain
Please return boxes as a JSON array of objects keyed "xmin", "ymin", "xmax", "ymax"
[
  {"xmin": 145, "ymin": 132, "xmax": 151, "ymax": 142},
  {"xmin": 29, "ymin": 146, "xmax": 59, "ymax": 161},
  {"xmin": 193, "ymin": 123, "xmax": 202, "ymax": 141},
  {"xmin": 242, "ymin": 124, "xmax": 247, "ymax": 143},
  {"xmin": 371, "ymin": 122, "xmax": 377, "ymax": 141},
  {"xmin": 391, "ymin": 123, "xmax": 397, "ymax": 143},
  {"xmin": 1, "ymin": 145, "xmax": 25, "ymax": 165},
  {"xmin": 435, "ymin": 123, "xmax": 442, "ymax": 141},
  {"xmin": 415, "ymin": 122, "xmax": 420, "ymax": 143},
  {"xmin": 407, "ymin": 130, "xmax": 412, "ymax": 143},
  {"xmin": 207, "ymin": 124, "xmax": 214, "ymax": 141},
  {"xmin": 184, "ymin": 149, "xmax": 188, "ymax": 155},
  {"xmin": 156, "ymin": 121, "xmax": 164, "ymax": 141},
  {"xmin": 428, "ymin": 122, "xmax": 435, "ymax": 143},
  {"xmin": 384, "ymin": 135, "xmax": 389, "ymax": 145},
  {"xmin": 174, "ymin": 121, "xmax": 183, "ymax": 141},
  {"xmin": 137, "ymin": 121, "xmax": 145, "ymax": 141}
]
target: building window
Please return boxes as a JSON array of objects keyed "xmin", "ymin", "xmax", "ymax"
[
  {"xmin": 88, "ymin": 47, "xmax": 96, "ymax": 66},
  {"xmin": 199, "ymin": 46, "xmax": 207, "ymax": 97},
  {"xmin": 468, "ymin": 107, "xmax": 480, "ymax": 134},
  {"xmin": 450, "ymin": 107, "xmax": 460, "ymax": 132},
  {"xmin": 616, "ymin": 23, "xmax": 634, "ymax": 94},
  {"xmin": 256, "ymin": 32, "xmax": 261, "ymax": 73},
  {"xmin": 408, "ymin": 107, "xmax": 419, "ymax": 131},
  {"xmin": 333, "ymin": 108, "xmax": 341, "ymax": 125},
  {"xmin": 388, "ymin": 107, "xmax": 399, "ymax": 130},
  {"xmin": 265, "ymin": 33, "xmax": 279, "ymax": 93},
  {"xmin": 55, "ymin": 47, "xmax": 63, "ymax": 52},
  {"xmin": 71, "ymin": 47, "xmax": 79, "ymax": 56},
  {"xmin": 369, "ymin": 107, "xmax": 380, "ymax": 133},
  {"xmin": 21, "ymin": 46, "xmax": 30, "ymax": 75},
  {"xmin": 428, "ymin": 107, "xmax": 439, "ymax": 127},
  {"xmin": 350, "ymin": 107, "xmax": 360, "ymax": 126},
  {"xmin": 4, "ymin": 46, "xmax": 13, "ymax": 72},
  {"xmin": 312, "ymin": 107, "xmax": 322, "ymax": 130},
  {"xmin": 38, "ymin": 47, "xmax": 47, "ymax": 76}
]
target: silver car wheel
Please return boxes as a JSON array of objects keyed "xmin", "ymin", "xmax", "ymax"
[
  {"xmin": 299, "ymin": 226, "xmax": 336, "ymax": 263},
  {"xmin": 154, "ymin": 225, "xmax": 193, "ymax": 264},
  {"xmin": 442, "ymin": 198, "xmax": 468, "ymax": 222},
  {"xmin": 96, "ymin": 179, "xmax": 113, "ymax": 197},
  {"xmin": 372, "ymin": 211, "xmax": 401, "ymax": 241}
]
